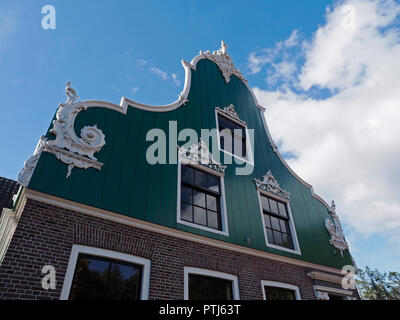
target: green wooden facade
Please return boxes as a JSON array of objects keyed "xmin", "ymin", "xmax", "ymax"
[{"xmin": 27, "ymin": 52, "xmax": 355, "ymax": 270}]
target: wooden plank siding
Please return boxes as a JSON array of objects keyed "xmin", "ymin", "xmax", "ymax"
[{"xmin": 28, "ymin": 58, "xmax": 354, "ymax": 269}]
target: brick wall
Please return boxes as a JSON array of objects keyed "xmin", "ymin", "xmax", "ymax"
[
  {"xmin": 0, "ymin": 198, "xmax": 317, "ymax": 300},
  {"xmin": 0, "ymin": 177, "xmax": 19, "ymax": 215}
]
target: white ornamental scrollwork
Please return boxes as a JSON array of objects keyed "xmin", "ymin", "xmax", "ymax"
[
  {"xmin": 44, "ymin": 82, "xmax": 106, "ymax": 178},
  {"xmin": 325, "ymin": 201, "xmax": 349, "ymax": 253},
  {"xmin": 17, "ymin": 136, "xmax": 47, "ymax": 187},
  {"xmin": 253, "ymin": 170, "xmax": 290, "ymax": 200},
  {"xmin": 216, "ymin": 104, "xmax": 246, "ymax": 126},
  {"xmin": 178, "ymin": 139, "xmax": 226, "ymax": 174},
  {"xmin": 199, "ymin": 41, "xmax": 246, "ymax": 84}
]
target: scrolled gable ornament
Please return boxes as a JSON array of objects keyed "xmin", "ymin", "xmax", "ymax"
[
  {"xmin": 325, "ymin": 201, "xmax": 349, "ymax": 254},
  {"xmin": 44, "ymin": 82, "xmax": 106, "ymax": 178},
  {"xmin": 199, "ymin": 41, "xmax": 246, "ymax": 84}
]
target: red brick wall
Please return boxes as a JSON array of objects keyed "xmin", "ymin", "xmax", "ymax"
[{"xmin": 0, "ymin": 198, "xmax": 317, "ymax": 300}]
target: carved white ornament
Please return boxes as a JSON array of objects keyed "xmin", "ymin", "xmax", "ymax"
[
  {"xmin": 199, "ymin": 41, "xmax": 246, "ymax": 84},
  {"xmin": 254, "ymin": 170, "xmax": 290, "ymax": 200},
  {"xmin": 178, "ymin": 139, "xmax": 226, "ymax": 174},
  {"xmin": 17, "ymin": 136, "xmax": 47, "ymax": 187},
  {"xmin": 325, "ymin": 201, "xmax": 349, "ymax": 252},
  {"xmin": 216, "ymin": 104, "xmax": 246, "ymax": 126},
  {"xmin": 315, "ymin": 290, "xmax": 330, "ymax": 300},
  {"xmin": 44, "ymin": 82, "xmax": 106, "ymax": 178}
]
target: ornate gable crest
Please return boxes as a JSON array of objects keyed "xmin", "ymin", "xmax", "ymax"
[
  {"xmin": 199, "ymin": 41, "xmax": 246, "ymax": 84},
  {"xmin": 18, "ymin": 136, "xmax": 47, "ymax": 187},
  {"xmin": 325, "ymin": 201, "xmax": 349, "ymax": 252},
  {"xmin": 216, "ymin": 104, "xmax": 246, "ymax": 126},
  {"xmin": 254, "ymin": 170, "xmax": 290, "ymax": 200},
  {"xmin": 178, "ymin": 139, "xmax": 226, "ymax": 174},
  {"xmin": 44, "ymin": 82, "xmax": 106, "ymax": 178}
]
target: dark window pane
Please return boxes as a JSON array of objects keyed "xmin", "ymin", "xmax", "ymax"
[
  {"xmin": 273, "ymin": 231, "xmax": 283, "ymax": 246},
  {"xmin": 181, "ymin": 186, "xmax": 192, "ymax": 204},
  {"xmin": 181, "ymin": 203, "xmax": 193, "ymax": 222},
  {"xmin": 189, "ymin": 274, "xmax": 233, "ymax": 300},
  {"xmin": 206, "ymin": 174, "xmax": 220, "ymax": 192},
  {"xmin": 264, "ymin": 286, "xmax": 296, "ymax": 300},
  {"xmin": 266, "ymin": 228, "xmax": 274, "ymax": 244},
  {"xmin": 279, "ymin": 219, "xmax": 287, "ymax": 233},
  {"xmin": 219, "ymin": 129, "xmax": 232, "ymax": 153},
  {"xmin": 207, "ymin": 211, "xmax": 219, "ymax": 230},
  {"xmin": 263, "ymin": 214, "xmax": 271, "ymax": 228},
  {"xmin": 194, "ymin": 207, "xmax": 207, "ymax": 226},
  {"xmin": 69, "ymin": 254, "xmax": 142, "ymax": 300},
  {"xmin": 270, "ymin": 216, "xmax": 280, "ymax": 231},
  {"xmin": 181, "ymin": 165, "xmax": 194, "ymax": 184},
  {"xmin": 261, "ymin": 196, "xmax": 270, "ymax": 212},
  {"xmin": 281, "ymin": 233, "xmax": 294, "ymax": 249},
  {"xmin": 194, "ymin": 169, "xmax": 207, "ymax": 188},
  {"xmin": 269, "ymin": 199, "xmax": 279, "ymax": 214},
  {"xmin": 277, "ymin": 202, "xmax": 288, "ymax": 217},
  {"xmin": 193, "ymin": 190, "xmax": 206, "ymax": 207},
  {"xmin": 206, "ymin": 194, "xmax": 217, "ymax": 211}
]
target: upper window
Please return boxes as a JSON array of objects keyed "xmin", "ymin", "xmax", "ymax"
[
  {"xmin": 215, "ymin": 105, "xmax": 253, "ymax": 163},
  {"xmin": 218, "ymin": 114, "xmax": 247, "ymax": 159},
  {"xmin": 260, "ymin": 194, "xmax": 294, "ymax": 250},
  {"xmin": 180, "ymin": 164, "xmax": 222, "ymax": 231}
]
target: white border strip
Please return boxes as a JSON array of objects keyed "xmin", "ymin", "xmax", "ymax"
[
  {"xmin": 23, "ymin": 189, "xmax": 346, "ymax": 276},
  {"xmin": 60, "ymin": 245, "xmax": 151, "ymax": 300}
]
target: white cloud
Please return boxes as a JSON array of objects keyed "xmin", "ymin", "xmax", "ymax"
[
  {"xmin": 171, "ymin": 73, "xmax": 180, "ymax": 86},
  {"xmin": 150, "ymin": 67, "xmax": 169, "ymax": 81},
  {"xmin": 250, "ymin": 0, "xmax": 400, "ymax": 247},
  {"xmin": 130, "ymin": 87, "xmax": 139, "ymax": 95}
]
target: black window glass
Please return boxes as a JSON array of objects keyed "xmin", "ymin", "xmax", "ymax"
[
  {"xmin": 264, "ymin": 286, "xmax": 296, "ymax": 300},
  {"xmin": 69, "ymin": 254, "xmax": 142, "ymax": 300},
  {"xmin": 261, "ymin": 195, "xmax": 294, "ymax": 250},
  {"xmin": 180, "ymin": 165, "xmax": 222, "ymax": 231},
  {"xmin": 218, "ymin": 114, "xmax": 247, "ymax": 159},
  {"xmin": 189, "ymin": 274, "xmax": 233, "ymax": 300}
]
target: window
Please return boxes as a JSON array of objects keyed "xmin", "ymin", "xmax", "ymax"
[
  {"xmin": 261, "ymin": 281, "xmax": 301, "ymax": 300},
  {"xmin": 179, "ymin": 164, "xmax": 224, "ymax": 232},
  {"xmin": 60, "ymin": 245, "xmax": 151, "ymax": 300},
  {"xmin": 260, "ymin": 194, "xmax": 294, "ymax": 250},
  {"xmin": 69, "ymin": 254, "xmax": 142, "ymax": 300},
  {"xmin": 189, "ymin": 274, "xmax": 233, "ymax": 300},
  {"xmin": 217, "ymin": 113, "xmax": 247, "ymax": 160},
  {"xmin": 184, "ymin": 267, "xmax": 240, "ymax": 300}
]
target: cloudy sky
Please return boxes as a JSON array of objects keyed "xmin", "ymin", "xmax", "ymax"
[{"xmin": 0, "ymin": 0, "xmax": 399, "ymax": 272}]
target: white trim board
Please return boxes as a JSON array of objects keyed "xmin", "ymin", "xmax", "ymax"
[
  {"xmin": 184, "ymin": 267, "xmax": 240, "ymax": 300},
  {"xmin": 23, "ymin": 189, "xmax": 347, "ymax": 276},
  {"xmin": 60, "ymin": 245, "xmax": 151, "ymax": 300},
  {"xmin": 261, "ymin": 280, "xmax": 301, "ymax": 300}
]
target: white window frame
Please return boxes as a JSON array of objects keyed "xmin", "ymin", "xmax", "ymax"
[
  {"xmin": 177, "ymin": 160, "xmax": 229, "ymax": 236},
  {"xmin": 261, "ymin": 280, "xmax": 301, "ymax": 300},
  {"xmin": 184, "ymin": 267, "xmax": 240, "ymax": 300},
  {"xmin": 257, "ymin": 190, "xmax": 301, "ymax": 255},
  {"xmin": 60, "ymin": 245, "xmax": 151, "ymax": 300},
  {"xmin": 215, "ymin": 109, "xmax": 254, "ymax": 166}
]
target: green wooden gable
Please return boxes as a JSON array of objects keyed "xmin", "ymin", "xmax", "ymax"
[{"xmin": 26, "ymin": 43, "xmax": 355, "ymax": 270}]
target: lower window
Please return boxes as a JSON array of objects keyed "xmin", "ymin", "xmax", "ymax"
[
  {"xmin": 184, "ymin": 267, "xmax": 239, "ymax": 300},
  {"xmin": 262, "ymin": 281, "xmax": 301, "ymax": 300},
  {"xmin": 69, "ymin": 253, "xmax": 143, "ymax": 300},
  {"xmin": 189, "ymin": 274, "xmax": 233, "ymax": 300}
]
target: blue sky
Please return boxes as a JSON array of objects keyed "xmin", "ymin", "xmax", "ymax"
[{"xmin": 1, "ymin": 0, "xmax": 399, "ymax": 273}]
